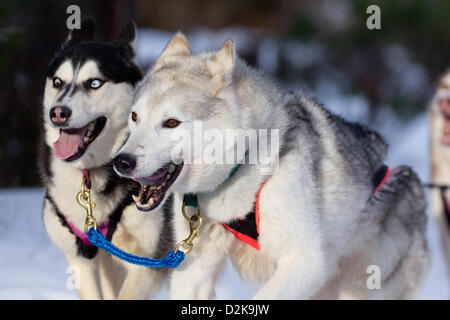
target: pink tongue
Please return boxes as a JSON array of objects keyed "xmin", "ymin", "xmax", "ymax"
[{"xmin": 53, "ymin": 125, "xmax": 90, "ymax": 159}]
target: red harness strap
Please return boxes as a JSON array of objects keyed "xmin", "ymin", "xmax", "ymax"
[
  {"xmin": 223, "ymin": 165, "xmax": 391, "ymax": 250},
  {"xmin": 222, "ymin": 182, "xmax": 264, "ymax": 250},
  {"xmin": 372, "ymin": 165, "xmax": 391, "ymax": 195}
]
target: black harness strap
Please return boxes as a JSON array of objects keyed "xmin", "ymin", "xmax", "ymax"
[
  {"xmin": 225, "ymin": 205, "xmax": 259, "ymax": 241},
  {"xmin": 224, "ymin": 164, "xmax": 392, "ymax": 248}
]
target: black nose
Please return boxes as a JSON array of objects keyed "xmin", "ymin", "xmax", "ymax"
[
  {"xmin": 50, "ymin": 106, "xmax": 72, "ymax": 126},
  {"xmin": 113, "ymin": 153, "xmax": 137, "ymax": 175}
]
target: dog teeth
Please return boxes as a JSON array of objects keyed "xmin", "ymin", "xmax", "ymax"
[
  {"xmin": 168, "ymin": 164, "xmax": 176, "ymax": 173},
  {"xmin": 157, "ymin": 186, "xmax": 162, "ymax": 190},
  {"xmin": 149, "ymin": 198, "xmax": 154, "ymax": 205},
  {"xmin": 132, "ymin": 195, "xmax": 139, "ymax": 202},
  {"xmin": 166, "ymin": 174, "xmax": 171, "ymax": 180},
  {"xmin": 86, "ymin": 122, "xmax": 95, "ymax": 137}
]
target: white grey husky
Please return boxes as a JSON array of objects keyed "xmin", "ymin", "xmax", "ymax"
[
  {"xmin": 39, "ymin": 19, "xmax": 171, "ymax": 299},
  {"xmin": 114, "ymin": 33, "xmax": 430, "ymax": 299}
]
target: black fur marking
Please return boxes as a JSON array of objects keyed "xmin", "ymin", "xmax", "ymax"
[
  {"xmin": 57, "ymin": 85, "xmax": 72, "ymax": 103},
  {"xmin": 326, "ymin": 108, "xmax": 388, "ymax": 180},
  {"xmin": 105, "ymin": 193, "xmax": 133, "ymax": 242},
  {"xmin": 225, "ymin": 204, "xmax": 259, "ymax": 241},
  {"xmin": 69, "ymin": 85, "xmax": 79, "ymax": 98},
  {"xmin": 65, "ymin": 18, "xmax": 96, "ymax": 47},
  {"xmin": 155, "ymin": 193, "xmax": 175, "ymax": 259},
  {"xmin": 47, "ymin": 42, "xmax": 142, "ymax": 86},
  {"xmin": 45, "ymin": 185, "xmax": 134, "ymax": 259},
  {"xmin": 113, "ymin": 20, "xmax": 137, "ymax": 60},
  {"xmin": 282, "ymin": 91, "xmax": 325, "ymax": 207},
  {"xmin": 45, "ymin": 193, "xmax": 99, "ymax": 259}
]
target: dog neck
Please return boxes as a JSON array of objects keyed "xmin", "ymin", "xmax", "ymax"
[
  {"xmin": 47, "ymin": 157, "xmax": 132, "ymax": 226},
  {"xmin": 231, "ymin": 58, "xmax": 291, "ymax": 133},
  {"xmin": 196, "ymin": 161, "xmax": 269, "ymax": 223},
  {"xmin": 186, "ymin": 61, "xmax": 292, "ymax": 222}
]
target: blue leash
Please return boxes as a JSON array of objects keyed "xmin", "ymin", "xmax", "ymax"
[
  {"xmin": 86, "ymin": 228, "xmax": 185, "ymax": 268},
  {"xmin": 79, "ymin": 158, "xmax": 245, "ymax": 269},
  {"xmin": 77, "ymin": 171, "xmax": 185, "ymax": 269}
]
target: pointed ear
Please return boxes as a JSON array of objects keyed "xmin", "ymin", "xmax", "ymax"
[
  {"xmin": 160, "ymin": 32, "xmax": 191, "ymax": 59},
  {"xmin": 207, "ymin": 39, "xmax": 235, "ymax": 85},
  {"xmin": 64, "ymin": 17, "xmax": 95, "ymax": 46},
  {"xmin": 113, "ymin": 19, "xmax": 137, "ymax": 59},
  {"xmin": 153, "ymin": 32, "xmax": 191, "ymax": 70}
]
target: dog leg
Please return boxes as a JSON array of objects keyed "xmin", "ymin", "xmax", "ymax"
[
  {"xmin": 66, "ymin": 256, "xmax": 102, "ymax": 300},
  {"xmin": 252, "ymin": 250, "xmax": 326, "ymax": 299},
  {"xmin": 97, "ymin": 251, "xmax": 125, "ymax": 300},
  {"xmin": 118, "ymin": 266, "xmax": 166, "ymax": 299},
  {"xmin": 43, "ymin": 200, "xmax": 103, "ymax": 299},
  {"xmin": 253, "ymin": 167, "xmax": 327, "ymax": 299},
  {"xmin": 169, "ymin": 223, "xmax": 230, "ymax": 299},
  {"xmin": 169, "ymin": 250, "xmax": 227, "ymax": 299}
]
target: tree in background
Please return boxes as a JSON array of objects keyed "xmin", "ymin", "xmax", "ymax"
[{"xmin": 1, "ymin": 0, "xmax": 450, "ymax": 187}]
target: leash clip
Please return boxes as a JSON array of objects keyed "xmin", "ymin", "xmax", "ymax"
[
  {"xmin": 76, "ymin": 177, "xmax": 98, "ymax": 233},
  {"xmin": 175, "ymin": 201, "xmax": 203, "ymax": 256}
]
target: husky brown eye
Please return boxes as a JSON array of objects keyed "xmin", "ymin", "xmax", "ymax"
[
  {"xmin": 53, "ymin": 77, "xmax": 63, "ymax": 88},
  {"xmin": 164, "ymin": 119, "xmax": 180, "ymax": 128},
  {"xmin": 131, "ymin": 112, "xmax": 137, "ymax": 122}
]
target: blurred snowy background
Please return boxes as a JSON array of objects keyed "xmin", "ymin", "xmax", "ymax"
[{"xmin": 1, "ymin": 0, "xmax": 450, "ymax": 299}]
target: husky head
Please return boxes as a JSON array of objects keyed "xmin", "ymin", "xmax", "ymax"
[
  {"xmin": 114, "ymin": 33, "xmax": 246, "ymax": 211},
  {"xmin": 43, "ymin": 18, "xmax": 142, "ymax": 169}
]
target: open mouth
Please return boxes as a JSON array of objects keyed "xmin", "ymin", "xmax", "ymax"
[
  {"xmin": 133, "ymin": 162, "xmax": 183, "ymax": 211},
  {"xmin": 52, "ymin": 117, "xmax": 107, "ymax": 161}
]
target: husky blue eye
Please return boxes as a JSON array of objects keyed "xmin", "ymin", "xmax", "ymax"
[
  {"xmin": 53, "ymin": 77, "xmax": 63, "ymax": 88},
  {"xmin": 88, "ymin": 79, "xmax": 104, "ymax": 89}
]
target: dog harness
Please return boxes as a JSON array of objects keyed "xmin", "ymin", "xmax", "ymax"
[
  {"xmin": 65, "ymin": 216, "xmax": 108, "ymax": 246},
  {"xmin": 222, "ymin": 183, "xmax": 263, "ymax": 250},
  {"xmin": 76, "ymin": 169, "xmax": 185, "ymax": 268},
  {"xmin": 63, "ymin": 170, "xmax": 109, "ymax": 247},
  {"xmin": 221, "ymin": 164, "xmax": 392, "ymax": 250},
  {"xmin": 76, "ymin": 164, "xmax": 392, "ymax": 268}
]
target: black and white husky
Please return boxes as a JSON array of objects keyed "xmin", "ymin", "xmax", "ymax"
[{"xmin": 38, "ymin": 19, "xmax": 172, "ymax": 299}]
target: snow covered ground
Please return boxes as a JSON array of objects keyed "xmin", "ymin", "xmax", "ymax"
[{"xmin": 0, "ymin": 109, "xmax": 448, "ymax": 300}]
